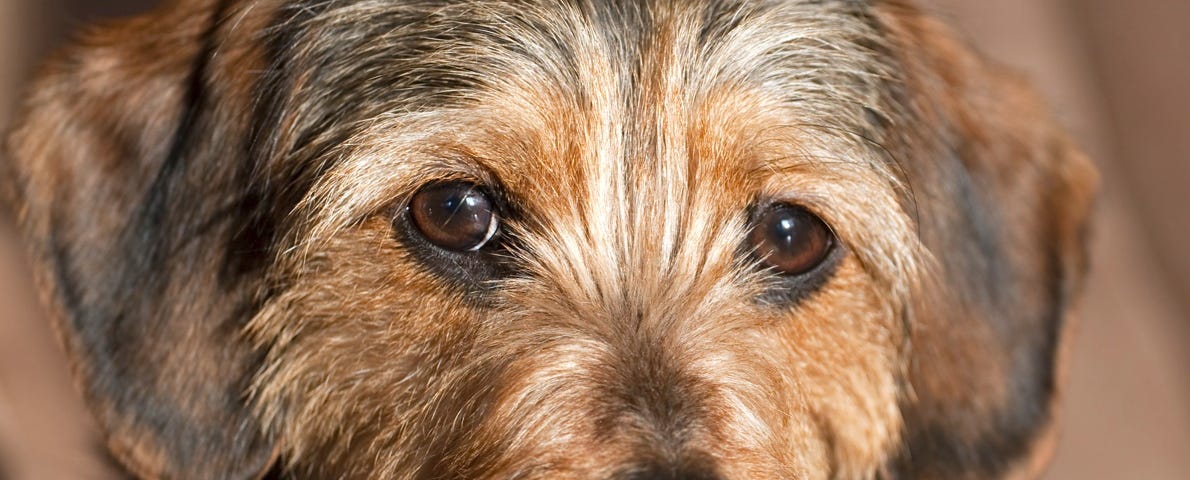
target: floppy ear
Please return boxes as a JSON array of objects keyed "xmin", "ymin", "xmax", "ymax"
[
  {"xmin": 3, "ymin": 2, "xmax": 277, "ymax": 478},
  {"xmin": 870, "ymin": 2, "xmax": 1098, "ymax": 478}
]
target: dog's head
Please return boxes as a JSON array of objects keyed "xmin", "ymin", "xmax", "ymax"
[{"xmin": 2, "ymin": 0, "xmax": 1097, "ymax": 478}]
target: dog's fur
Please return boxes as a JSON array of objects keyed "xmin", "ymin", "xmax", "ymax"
[{"xmin": 0, "ymin": 0, "xmax": 1097, "ymax": 478}]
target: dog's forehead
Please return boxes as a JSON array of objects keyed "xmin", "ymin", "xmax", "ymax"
[{"xmin": 287, "ymin": 1, "xmax": 889, "ymax": 184}]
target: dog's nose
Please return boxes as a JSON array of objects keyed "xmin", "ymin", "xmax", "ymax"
[{"xmin": 616, "ymin": 463, "xmax": 723, "ymax": 480}]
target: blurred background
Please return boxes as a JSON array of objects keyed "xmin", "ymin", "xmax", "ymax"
[{"xmin": 1, "ymin": 0, "xmax": 1187, "ymax": 478}]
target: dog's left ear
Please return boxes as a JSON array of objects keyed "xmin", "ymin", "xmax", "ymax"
[
  {"xmin": 2, "ymin": 4, "xmax": 277, "ymax": 478},
  {"xmin": 870, "ymin": 2, "xmax": 1099, "ymax": 478}
]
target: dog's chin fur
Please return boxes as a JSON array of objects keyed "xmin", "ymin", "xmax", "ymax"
[{"xmin": 2, "ymin": 0, "xmax": 1096, "ymax": 479}]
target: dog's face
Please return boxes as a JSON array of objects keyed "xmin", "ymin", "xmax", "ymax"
[{"xmin": 1, "ymin": 0, "xmax": 1096, "ymax": 479}]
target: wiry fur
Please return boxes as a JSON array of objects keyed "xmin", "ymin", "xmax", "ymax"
[{"xmin": 1, "ymin": 0, "xmax": 1096, "ymax": 479}]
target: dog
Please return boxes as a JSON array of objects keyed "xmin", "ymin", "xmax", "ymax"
[{"xmin": 0, "ymin": 0, "xmax": 1097, "ymax": 478}]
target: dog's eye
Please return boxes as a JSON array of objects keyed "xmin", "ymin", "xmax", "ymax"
[
  {"xmin": 408, "ymin": 181, "xmax": 498, "ymax": 252},
  {"xmin": 749, "ymin": 204, "xmax": 834, "ymax": 275}
]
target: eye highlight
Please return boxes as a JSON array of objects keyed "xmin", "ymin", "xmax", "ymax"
[
  {"xmin": 407, "ymin": 181, "xmax": 498, "ymax": 252},
  {"xmin": 749, "ymin": 203, "xmax": 835, "ymax": 276}
]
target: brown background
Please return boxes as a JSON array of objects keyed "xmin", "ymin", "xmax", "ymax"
[{"xmin": 1, "ymin": 0, "xmax": 1187, "ymax": 478}]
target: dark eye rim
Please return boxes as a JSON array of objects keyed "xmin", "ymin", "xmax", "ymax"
[
  {"xmin": 391, "ymin": 179, "xmax": 517, "ymax": 296},
  {"xmin": 745, "ymin": 200, "xmax": 845, "ymax": 305}
]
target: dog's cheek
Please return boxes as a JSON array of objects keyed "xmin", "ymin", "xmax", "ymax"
[
  {"xmin": 248, "ymin": 217, "xmax": 497, "ymax": 477},
  {"xmin": 725, "ymin": 258, "xmax": 903, "ymax": 479}
]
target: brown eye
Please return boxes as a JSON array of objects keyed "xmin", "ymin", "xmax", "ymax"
[
  {"xmin": 749, "ymin": 204, "xmax": 835, "ymax": 275},
  {"xmin": 408, "ymin": 181, "xmax": 498, "ymax": 252}
]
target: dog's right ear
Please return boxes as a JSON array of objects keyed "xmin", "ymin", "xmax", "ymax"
[{"xmin": 3, "ymin": 3, "xmax": 277, "ymax": 478}]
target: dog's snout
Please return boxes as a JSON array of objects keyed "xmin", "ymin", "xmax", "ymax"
[{"xmin": 616, "ymin": 462, "xmax": 723, "ymax": 480}]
